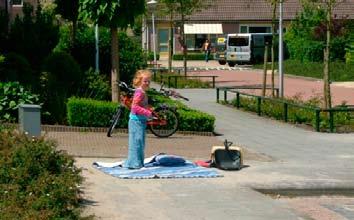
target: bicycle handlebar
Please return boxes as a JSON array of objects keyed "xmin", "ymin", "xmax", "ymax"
[
  {"xmin": 159, "ymin": 83, "xmax": 189, "ymax": 101},
  {"xmin": 119, "ymin": 81, "xmax": 134, "ymax": 94},
  {"xmin": 118, "ymin": 81, "xmax": 189, "ymax": 101}
]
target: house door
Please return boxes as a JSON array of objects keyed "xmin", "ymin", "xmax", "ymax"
[{"xmin": 158, "ymin": 29, "xmax": 169, "ymax": 58}]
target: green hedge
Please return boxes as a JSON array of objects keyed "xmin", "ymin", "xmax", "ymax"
[
  {"xmin": 67, "ymin": 97, "xmax": 129, "ymax": 128},
  {"xmin": 67, "ymin": 97, "xmax": 215, "ymax": 132},
  {"xmin": 178, "ymin": 109, "xmax": 215, "ymax": 132},
  {"xmin": 147, "ymin": 51, "xmax": 160, "ymax": 61},
  {"xmin": 173, "ymin": 53, "xmax": 214, "ymax": 60}
]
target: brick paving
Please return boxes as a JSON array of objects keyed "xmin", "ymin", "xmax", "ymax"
[{"xmin": 46, "ymin": 131, "xmax": 272, "ymax": 162}]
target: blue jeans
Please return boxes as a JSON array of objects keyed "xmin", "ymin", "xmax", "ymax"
[
  {"xmin": 205, "ymin": 50, "xmax": 210, "ymax": 62},
  {"xmin": 123, "ymin": 119, "xmax": 147, "ymax": 169}
]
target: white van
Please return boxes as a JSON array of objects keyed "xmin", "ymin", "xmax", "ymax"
[{"xmin": 226, "ymin": 33, "xmax": 272, "ymax": 66}]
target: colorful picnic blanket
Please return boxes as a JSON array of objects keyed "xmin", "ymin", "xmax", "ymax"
[{"xmin": 93, "ymin": 154, "xmax": 222, "ymax": 179}]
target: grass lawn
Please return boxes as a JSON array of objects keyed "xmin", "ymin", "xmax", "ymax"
[{"xmin": 253, "ymin": 60, "xmax": 354, "ymax": 81}]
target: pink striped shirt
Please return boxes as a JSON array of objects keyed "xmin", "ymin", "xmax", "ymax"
[{"xmin": 130, "ymin": 88, "xmax": 152, "ymax": 117}]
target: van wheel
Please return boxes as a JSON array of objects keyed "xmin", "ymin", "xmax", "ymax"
[
  {"xmin": 228, "ymin": 62, "xmax": 236, "ymax": 67},
  {"xmin": 218, "ymin": 60, "xmax": 226, "ymax": 65}
]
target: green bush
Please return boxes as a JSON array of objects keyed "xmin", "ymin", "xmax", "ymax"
[
  {"xmin": 67, "ymin": 97, "xmax": 129, "ymax": 128},
  {"xmin": 0, "ymin": 131, "xmax": 83, "ymax": 219},
  {"xmin": 0, "ymin": 81, "xmax": 40, "ymax": 122},
  {"xmin": 0, "ymin": 52, "xmax": 34, "ymax": 86},
  {"xmin": 76, "ymin": 68, "xmax": 111, "ymax": 101},
  {"xmin": 66, "ymin": 96, "xmax": 215, "ymax": 132},
  {"xmin": 173, "ymin": 53, "xmax": 214, "ymax": 60},
  {"xmin": 40, "ymin": 51, "xmax": 83, "ymax": 124},
  {"xmin": 229, "ymin": 93, "xmax": 353, "ymax": 132}
]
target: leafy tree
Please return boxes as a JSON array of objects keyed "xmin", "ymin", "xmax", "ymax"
[
  {"xmin": 79, "ymin": 0, "xmax": 145, "ymax": 102},
  {"xmin": 0, "ymin": 9, "xmax": 9, "ymax": 51},
  {"xmin": 307, "ymin": 0, "xmax": 344, "ymax": 108},
  {"xmin": 265, "ymin": 0, "xmax": 280, "ymax": 97},
  {"xmin": 284, "ymin": 2, "xmax": 326, "ymax": 61},
  {"xmin": 54, "ymin": 0, "xmax": 80, "ymax": 44},
  {"xmin": 7, "ymin": 3, "xmax": 59, "ymax": 74},
  {"xmin": 161, "ymin": 0, "xmax": 206, "ymax": 76}
]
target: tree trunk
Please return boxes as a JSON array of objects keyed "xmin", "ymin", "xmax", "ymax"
[
  {"xmin": 72, "ymin": 19, "xmax": 77, "ymax": 45},
  {"xmin": 323, "ymin": 3, "xmax": 332, "ymax": 109},
  {"xmin": 168, "ymin": 13, "xmax": 173, "ymax": 73},
  {"xmin": 181, "ymin": 14, "xmax": 187, "ymax": 76},
  {"xmin": 262, "ymin": 44, "xmax": 269, "ymax": 97},
  {"xmin": 111, "ymin": 27, "xmax": 120, "ymax": 103}
]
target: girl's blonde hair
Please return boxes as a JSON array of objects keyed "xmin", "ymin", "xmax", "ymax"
[{"xmin": 132, "ymin": 69, "xmax": 152, "ymax": 88}]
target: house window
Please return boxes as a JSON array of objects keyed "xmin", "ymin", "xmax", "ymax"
[
  {"xmin": 249, "ymin": 26, "xmax": 271, "ymax": 33},
  {"xmin": 12, "ymin": 0, "xmax": 23, "ymax": 6},
  {"xmin": 239, "ymin": 25, "xmax": 271, "ymax": 33},
  {"xmin": 240, "ymin": 26, "xmax": 248, "ymax": 33},
  {"xmin": 186, "ymin": 35, "xmax": 196, "ymax": 50}
]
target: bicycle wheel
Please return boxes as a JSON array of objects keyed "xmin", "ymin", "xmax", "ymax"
[
  {"xmin": 149, "ymin": 107, "xmax": 178, "ymax": 138},
  {"xmin": 107, "ymin": 107, "xmax": 123, "ymax": 137}
]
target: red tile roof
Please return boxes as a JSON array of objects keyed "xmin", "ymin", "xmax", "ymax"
[{"xmin": 156, "ymin": 0, "xmax": 354, "ymax": 21}]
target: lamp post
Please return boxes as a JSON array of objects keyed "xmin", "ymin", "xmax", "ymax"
[
  {"xmin": 278, "ymin": 0, "xmax": 284, "ymax": 97},
  {"xmin": 147, "ymin": 0, "xmax": 157, "ymax": 65},
  {"xmin": 95, "ymin": 24, "xmax": 99, "ymax": 72}
]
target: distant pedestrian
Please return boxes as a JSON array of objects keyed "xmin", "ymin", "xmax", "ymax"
[
  {"xmin": 123, "ymin": 70, "xmax": 153, "ymax": 169},
  {"xmin": 202, "ymin": 39, "xmax": 212, "ymax": 62}
]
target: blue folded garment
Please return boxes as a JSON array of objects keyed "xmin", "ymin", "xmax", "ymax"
[{"xmin": 154, "ymin": 154, "xmax": 186, "ymax": 166}]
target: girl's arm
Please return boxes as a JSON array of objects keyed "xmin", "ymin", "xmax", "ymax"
[{"xmin": 131, "ymin": 90, "xmax": 152, "ymax": 117}]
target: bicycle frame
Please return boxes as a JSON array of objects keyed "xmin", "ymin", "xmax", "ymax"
[{"xmin": 107, "ymin": 82, "xmax": 182, "ymax": 138}]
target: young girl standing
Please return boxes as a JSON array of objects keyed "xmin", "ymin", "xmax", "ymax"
[{"xmin": 123, "ymin": 70, "xmax": 152, "ymax": 169}]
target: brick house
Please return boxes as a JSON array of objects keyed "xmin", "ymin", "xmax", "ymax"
[
  {"xmin": 143, "ymin": 0, "xmax": 354, "ymax": 57},
  {"xmin": 0, "ymin": 0, "xmax": 38, "ymax": 21}
]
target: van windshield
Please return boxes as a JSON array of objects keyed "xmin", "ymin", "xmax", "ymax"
[{"xmin": 228, "ymin": 37, "xmax": 249, "ymax": 46}]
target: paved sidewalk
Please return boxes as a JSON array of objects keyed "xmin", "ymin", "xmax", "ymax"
[
  {"xmin": 157, "ymin": 59, "xmax": 354, "ymax": 105},
  {"xmin": 47, "ymin": 62, "xmax": 354, "ymax": 219}
]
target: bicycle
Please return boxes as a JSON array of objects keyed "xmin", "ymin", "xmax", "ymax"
[{"xmin": 107, "ymin": 82, "xmax": 189, "ymax": 138}]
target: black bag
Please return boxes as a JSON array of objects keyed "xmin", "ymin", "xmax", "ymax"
[{"xmin": 211, "ymin": 139, "xmax": 243, "ymax": 170}]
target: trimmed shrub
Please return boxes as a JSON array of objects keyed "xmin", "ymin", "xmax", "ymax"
[
  {"xmin": 152, "ymin": 72, "xmax": 211, "ymax": 88},
  {"xmin": 67, "ymin": 97, "xmax": 129, "ymax": 128},
  {"xmin": 178, "ymin": 109, "xmax": 215, "ymax": 132},
  {"xmin": 66, "ymin": 96, "xmax": 215, "ymax": 132},
  {"xmin": 173, "ymin": 53, "xmax": 214, "ymax": 60},
  {"xmin": 0, "ymin": 131, "xmax": 83, "ymax": 219},
  {"xmin": 147, "ymin": 51, "xmax": 160, "ymax": 61}
]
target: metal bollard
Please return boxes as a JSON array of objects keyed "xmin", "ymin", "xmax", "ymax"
[{"xmin": 18, "ymin": 104, "xmax": 41, "ymax": 136}]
